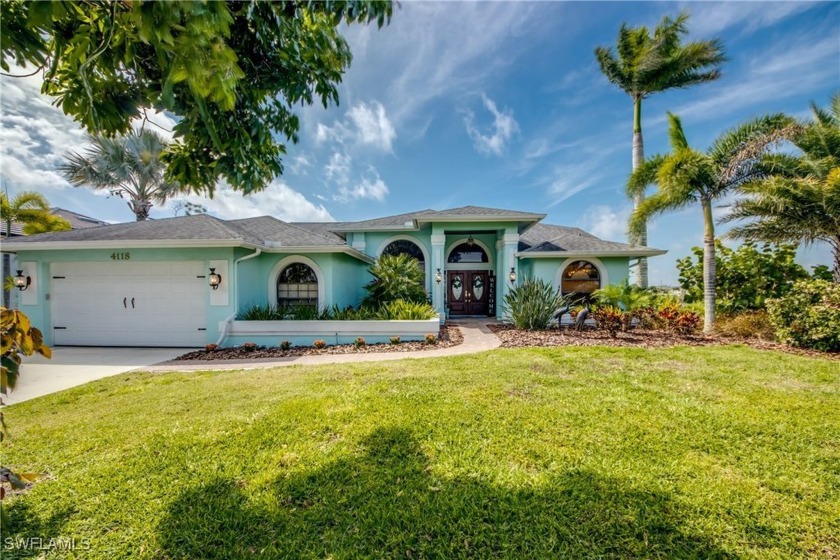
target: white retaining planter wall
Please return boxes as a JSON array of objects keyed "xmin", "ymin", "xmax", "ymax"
[{"xmin": 223, "ymin": 318, "xmax": 441, "ymax": 348}]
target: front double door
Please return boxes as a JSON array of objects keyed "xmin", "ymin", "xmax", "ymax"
[{"xmin": 447, "ymin": 270, "xmax": 491, "ymax": 316}]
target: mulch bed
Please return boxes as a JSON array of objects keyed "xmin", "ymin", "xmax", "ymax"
[
  {"xmin": 488, "ymin": 323, "xmax": 839, "ymax": 360},
  {"xmin": 173, "ymin": 325, "xmax": 463, "ymax": 361}
]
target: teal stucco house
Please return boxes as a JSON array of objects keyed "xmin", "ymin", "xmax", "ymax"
[{"xmin": 1, "ymin": 206, "xmax": 665, "ymax": 347}]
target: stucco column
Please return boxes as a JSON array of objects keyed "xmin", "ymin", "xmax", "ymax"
[
  {"xmin": 500, "ymin": 232, "xmax": 519, "ymax": 320},
  {"xmin": 431, "ymin": 233, "xmax": 446, "ymax": 319}
]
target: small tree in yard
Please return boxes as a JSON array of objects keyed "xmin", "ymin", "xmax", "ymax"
[
  {"xmin": 1, "ymin": 308, "xmax": 51, "ymax": 528},
  {"xmin": 593, "ymin": 281, "xmax": 652, "ymax": 332},
  {"xmin": 362, "ymin": 254, "xmax": 427, "ymax": 308},
  {"xmin": 504, "ymin": 278, "xmax": 567, "ymax": 330}
]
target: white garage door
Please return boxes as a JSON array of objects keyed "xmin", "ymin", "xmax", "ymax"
[{"xmin": 51, "ymin": 261, "xmax": 207, "ymax": 347}]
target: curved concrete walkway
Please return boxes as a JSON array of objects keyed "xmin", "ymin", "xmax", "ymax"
[{"xmin": 145, "ymin": 319, "xmax": 501, "ymax": 372}]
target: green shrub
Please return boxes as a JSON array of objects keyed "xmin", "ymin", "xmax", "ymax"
[
  {"xmin": 591, "ymin": 306, "xmax": 623, "ymax": 338},
  {"xmin": 354, "ymin": 337, "xmax": 366, "ymax": 348},
  {"xmin": 715, "ymin": 311, "xmax": 775, "ymax": 340},
  {"xmin": 362, "ymin": 253, "xmax": 428, "ymax": 307},
  {"xmin": 767, "ymin": 279, "xmax": 840, "ymax": 351},
  {"xmin": 389, "ymin": 336, "xmax": 401, "ymax": 345},
  {"xmin": 279, "ymin": 340, "xmax": 291, "ymax": 351},
  {"xmin": 503, "ymin": 277, "xmax": 567, "ymax": 330},
  {"xmin": 425, "ymin": 333, "xmax": 437, "ymax": 345},
  {"xmin": 313, "ymin": 340, "xmax": 326, "ymax": 349},
  {"xmin": 374, "ymin": 300, "xmax": 437, "ymax": 320}
]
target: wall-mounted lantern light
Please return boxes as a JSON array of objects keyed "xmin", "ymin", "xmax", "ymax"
[
  {"xmin": 14, "ymin": 270, "xmax": 31, "ymax": 291},
  {"xmin": 508, "ymin": 267, "xmax": 517, "ymax": 284},
  {"xmin": 467, "ymin": 234, "xmax": 475, "ymax": 247},
  {"xmin": 208, "ymin": 268, "xmax": 222, "ymax": 290},
  {"xmin": 435, "ymin": 268, "xmax": 442, "ymax": 284}
]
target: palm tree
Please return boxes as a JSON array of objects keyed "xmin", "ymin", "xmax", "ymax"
[
  {"xmin": 21, "ymin": 213, "xmax": 71, "ymax": 235},
  {"xmin": 0, "ymin": 191, "xmax": 53, "ymax": 237},
  {"xmin": 723, "ymin": 95, "xmax": 840, "ymax": 281},
  {"xmin": 61, "ymin": 130, "xmax": 182, "ymax": 221},
  {"xmin": 595, "ymin": 12, "xmax": 726, "ymax": 288},
  {"xmin": 628, "ymin": 112, "xmax": 792, "ymax": 332}
]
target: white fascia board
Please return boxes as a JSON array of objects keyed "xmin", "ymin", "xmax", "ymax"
[
  {"xmin": 0, "ymin": 239, "xmax": 253, "ymax": 252},
  {"xmin": 516, "ymin": 249, "xmax": 668, "ymax": 258},
  {"xmin": 329, "ymin": 224, "xmax": 419, "ymax": 232},
  {"xmin": 261, "ymin": 245, "xmax": 374, "ymax": 263}
]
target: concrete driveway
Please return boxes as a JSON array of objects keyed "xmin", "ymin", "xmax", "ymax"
[{"xmin": 3, "ymin": 347, "xmax": 195, "ymax": 404}]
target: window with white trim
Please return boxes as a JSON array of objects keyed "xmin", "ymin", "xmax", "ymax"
[{"xmin": 276, "ymin": 263, "xmax": 318, "ymax": 308}]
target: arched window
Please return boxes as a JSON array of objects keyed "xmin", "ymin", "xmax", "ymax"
[
  {"xmin": 447, "ymin": 243, "xmax": 488, "ymax": 264},
  {"xmin": 561, "ymin": 260, "xmax": 601, "ymax": 297},
  {"xmin": 277, "ymin": 263, "xmax": 318, "ymax": 308}
]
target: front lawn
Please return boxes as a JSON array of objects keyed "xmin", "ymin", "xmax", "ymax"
[{"xmin": 3, "ymin": 346, "xmax": 838, "ymax": 559}]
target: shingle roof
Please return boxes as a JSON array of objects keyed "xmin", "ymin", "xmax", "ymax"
[
  {"xmin": 519, "ymin": 223, "xmax": 656, "ymax": 254},
  {"xmin": 228, "ymin": 216, "xmax": 345, "ymax": 247},
  {"xmin": 331, "ymin": 209, "xmax": 437, "ymax": 229},
  {"xmin": 4, "ymin": 214, "xmax": 258, "ymax": 244}
]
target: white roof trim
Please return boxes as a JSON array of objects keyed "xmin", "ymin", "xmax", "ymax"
[
  {"xmin": 517, "ymin": 249, "xmax": 668, "ymax": 258},
  {"xmin": 416, "ymin": 214, "xmax": 545, "ymax": 223}
]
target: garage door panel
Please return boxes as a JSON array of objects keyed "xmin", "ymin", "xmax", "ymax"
[{"xmin": 51, "ymin": 261, "xmax": 207, "ymax": 347}]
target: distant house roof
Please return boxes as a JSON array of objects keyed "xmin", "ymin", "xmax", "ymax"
[
  {"xmin": 1, "ymin": 206, "xmax": 664, "ymax": 259},
  {"xmin": 2, "ymin": 207, "xmax": 109, "ymax": 237}
]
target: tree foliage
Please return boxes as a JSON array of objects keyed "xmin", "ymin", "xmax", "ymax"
[
  {"xmin": 362, "ymin": 254, "xmax": 428, "ymax": 308},
  {"xmin": 0, "ymin": 307, "xmax": 51, "ymax": 525},
  {"xmin": 1, "ymin": 0, "xmax": 394, "ymax": 196},
  {"xmin": 0, "ymin": 191, "xmax": 52, "ymax": 237},
  {"xmin": 766, "ymin": 279, "xmax": 840, "ymax": 352},
  {"xmin": 676, "ymin": 241, "xmax": 810, "ymax": 314},
  {"xmin": 61, "ymin": 130, "xmax": 182, "ymax": 221},
  {"xmin": 722, "ymin": 94, "xmax": 840, "ymax": 281}
]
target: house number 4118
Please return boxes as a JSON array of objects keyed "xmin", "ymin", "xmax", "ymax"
[{"xmin": 110, "ymin": 252, "xmax": 130, "ymax": 260}]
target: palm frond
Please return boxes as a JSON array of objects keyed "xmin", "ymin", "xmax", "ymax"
[
  {"xmin": 628, "ymin": 188, "xmax": 694, "ymax": 239},
  {"xmin": 627, "ymin": 154, "xmax": 665, "ymax": 197},
  {"xmin": 666, "ymin": 112, "xmax": 689, "ymax": 151}
]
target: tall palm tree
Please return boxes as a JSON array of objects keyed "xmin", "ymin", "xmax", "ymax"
[
  {"xmin": 628, "ymin": 112, "xmax": 792, "ymax": 332},
  {"xmin": 723, "ymin": 95, "xmax": 840, "ymax": 281},
  {"xmin": 595, "ymin": 12, "xmax": 726, "ymax": 288},
  {"xmin": 61, "ymin": 130, "xmax": 182, "ymax": 221}
]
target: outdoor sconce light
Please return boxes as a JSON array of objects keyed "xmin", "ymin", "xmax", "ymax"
[
  {"xmin": 435, "ymin": 268, "xmax": 442, "ymax": 284},
  {"xmin": 14, "ymin": 270, "xmax": 31, "ymax": 291},
  {"xmin": 467, "ymin": 234, "xmax": 475, "ymax": 247},
  {"xmin": 208, "ymin": 268, "xmax": 222, "ymax": 290},
  {"xmin": 508, "ymin": 267, "xmax": 517, "ymax": 283}
]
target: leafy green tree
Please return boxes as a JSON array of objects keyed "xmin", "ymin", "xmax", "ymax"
[
  {"xmin": 676, "ymin": 241, "xmax": 810, "ymax": 313},
  {"xmin": 628, "ymin": 112, "xmax": 792, "ymax": 332},
  {"xmin": 61, "ymin": 130, "xmax": 183, "ymax": 221},
  {"xmin": 362, "ymin": 254, "xmax": 428, "ymax": 308},
  {"xmin": 722, "ymin": 95, "xmax": 840, "ymax": 281},
  {"xmin": 595, "ymin": 11, "xmax": 725, "ymax": 288},
  {"xmin": 1, "ymin": 0, "xmax": 393, "ymax": 196}
]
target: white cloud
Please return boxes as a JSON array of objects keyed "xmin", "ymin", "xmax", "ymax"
[
  {"xmin": 347, "ymin": 102, "xmax": 396, "ymax": 151},
  {"xmin": 179, "ymin": 181, "xmax": 333, "ymax": 222},
  {"xmin": 324, "ymin": 151, "xmax": 352, "ymax": 186},
  {"xmin": 578, "ymin": 204, "xmax": 631, "ymax": 241},
  {"xmin": 686, "ymin": 2, "xmax": 818, "ymax": 37},
  {"xmin": 288, "ymin": 153, "xmax": 313, "ymax": 175},
  {"xmin": 334, "ymin": 168, "xmax": 389, "ymax": 203},
  {"xmin": 464, "ymin": 95, "xmax": 519, "ymax": 156},
  {"xmin": 315, "ymin": 101, "xmax": 396, "ymax": 152}
]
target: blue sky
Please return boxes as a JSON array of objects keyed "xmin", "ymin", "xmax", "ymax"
[{"xmin": 1, "ymin": 1, "xmax": 837, "ymax": 285}]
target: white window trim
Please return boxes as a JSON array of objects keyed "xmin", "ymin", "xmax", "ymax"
[
  {"xmin": 445, "ymin": 237, "xmax": 494, "ymax": 271},
  {"xmin": 268, "ymin": 255, "xmax": 325, "ymax": 310},
  {"xmin": 555, "ymin": 256, "xmax": 609, "ymax": 293},
  {"xmin": 376, "ymin": 235, "xmax": 431, "ymax": 291}
]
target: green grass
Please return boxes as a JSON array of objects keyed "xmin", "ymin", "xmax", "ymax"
[{"xmin": 3, "ymin": 346, "xmax": 838, "ymax": 559}]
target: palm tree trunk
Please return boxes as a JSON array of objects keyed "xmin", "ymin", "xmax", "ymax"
[
  {"xmin": 832, "ymin": 236, "xmax": 840, "ymax": 283},
  {"xmin": 632, "ymin": 94, "xmax": 648, "ymax": 289},
  {"xmin": 701, "ymin": 198, "xmax": 716, "ymax": 333}
]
